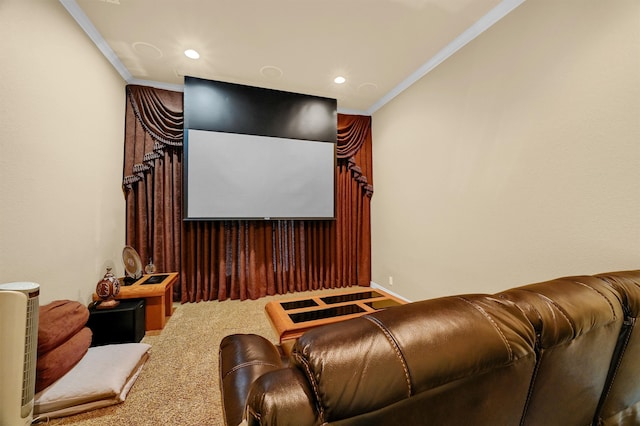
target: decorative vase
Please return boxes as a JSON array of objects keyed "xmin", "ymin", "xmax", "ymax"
[
  {"xmin": 96, "ymin": 267, "xmax": 120, "ymax": 309},
  {"xmin": 144, "ymin": 258, "xmax": 157, "ymax": 274}
]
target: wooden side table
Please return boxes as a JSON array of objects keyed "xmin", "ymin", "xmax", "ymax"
[{"xmin": 93, "ymin": 272, "xmax": 178, "ymax": 332}]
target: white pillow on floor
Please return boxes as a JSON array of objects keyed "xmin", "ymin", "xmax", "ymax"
[{"xmin": 33, "ymin": 343, "xmax": 151, "ymax": 420}]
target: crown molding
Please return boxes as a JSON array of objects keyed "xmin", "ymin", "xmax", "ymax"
[
  {"xmin": 59, "ymin": 0, "xmax": 132, "ymax": 82},
  {"xmin": 127, "ymin": 78, "xmax": 184, "ymax": 92},
  {"xmin": 60, "ymin": 0, "xmax": 525, "ymax": 117}
]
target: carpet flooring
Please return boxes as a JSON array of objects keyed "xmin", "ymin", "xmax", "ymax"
[{"xmin": 46, "ymin": 287, "xmax": 351, "ymax": 426}]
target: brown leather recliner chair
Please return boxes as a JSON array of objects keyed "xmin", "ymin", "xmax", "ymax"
[
  {"xmin": 498, "ymin": 275, "xmax": 624, "ymax": 426},
  {"xmin": 593, "ymin": 270, "xmax": 640, "ymax": 425},
  {"xmin": 221, "ymin": 293, "xmax": 538, "ymax": 425},
  {"xmin": 219, "ymin": 270, "xmax": 640, "ymax": 426}
]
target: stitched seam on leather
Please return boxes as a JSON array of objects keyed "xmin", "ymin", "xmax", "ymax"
[
  {"xmin": 574, "ymin": 279, "xmax": 619, "ymax": 321},
  {"xmin": 364, "ymin": 315, "xmax": 413, "ymax": 397},
  {"xmin": 599, "ymin": 317, "xmax": 634, "ymax": 410},
  {"xmin": 499, "ymin": 293, "xmax": 544, "ymax": 329},
  {"xmin": 292, "ymin": 350, "xmax": 326, "ymax": 423},
  {"xmin": 218, "ymin": 346, "xmax": 227, "ymax": 425},
  {"xmin": 459, "ymin": 297, "xmax": 514, "ymax": 360},
  {"xmin": 246, "ymin": 406, "xmax": 260, "ymax": 424},
  {"xmin": 520, "ymin": 344, "xmax": 542, "ymax": 426},
  {"xmin": 222, "ymin": 360, "xmax": 280, "ymax": 380},
  {"xmin": 546, "ymin": 299, "xmax": 574, "ymax": 335},
  {"xmin": 521, "ymin": 290, "xmax": 576, "ymax": 337}
]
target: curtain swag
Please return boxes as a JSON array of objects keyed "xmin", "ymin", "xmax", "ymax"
[
  {"xmin": 336, "ymin": 114, "xmax": 370, "ymax": 158},
  {"xmin": 336, "ymin": 114, "xmax": 374, "ymax": 198},
  {"xmin": 346, "ymin": 157, "xmax": 374, "ymax": 199},
  {"xmin": 123, "ymin": 85, "xmax": 184, "ymax": 190}
]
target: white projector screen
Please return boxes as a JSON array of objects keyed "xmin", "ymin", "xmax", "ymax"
[{"xmin": 185, "ymin": 129, "xmax": 335, "ymax": 220}]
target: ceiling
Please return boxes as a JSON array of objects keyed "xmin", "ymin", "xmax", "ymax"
[{"xmin": 61, "ymin": 0, "xmax": 524, "ymax": 115}]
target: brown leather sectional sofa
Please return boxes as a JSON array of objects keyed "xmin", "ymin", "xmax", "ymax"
[{"xmin": 219, "ymin": 270, "xmax": 640, "ymax": 425}]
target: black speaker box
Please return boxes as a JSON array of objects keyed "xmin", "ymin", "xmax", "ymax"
[{"xmin": 88, "ymin": 298, "xmax": 145, "ymax": 346}]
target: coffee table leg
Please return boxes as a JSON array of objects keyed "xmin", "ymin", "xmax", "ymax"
[
  {"xmin": 165, "ymin": 281, "xmax": 174, "ymax": 318},
  {"xmin": 144, "ymin": 295, "xmax": 165, "ymax": 331}
]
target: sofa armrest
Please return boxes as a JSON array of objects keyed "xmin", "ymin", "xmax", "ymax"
[
  {"xmin": 245, "ymin": 368, "xmax": 319, "ymax": 426},
  {"xmin": 219, "ymin": 334, "xmax": 284, "ymax": 426}
]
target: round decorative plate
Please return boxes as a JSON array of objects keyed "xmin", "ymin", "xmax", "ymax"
[{"xmin": 122, "ymin": 246, "xmax": 143, "ymax": 279}]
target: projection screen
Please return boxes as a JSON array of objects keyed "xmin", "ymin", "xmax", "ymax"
[{"xmin": 185, "ymin": 129, "xmax": 335, "ymax": 220}]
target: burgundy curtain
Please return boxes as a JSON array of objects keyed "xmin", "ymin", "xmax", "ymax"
[
  {"xmin": 123, "ymin": 86, "xmax": 183, "ymax": 300},
  {"xmin": 123, "ymin": 85, "xmax": 373, "ymax": 302}
]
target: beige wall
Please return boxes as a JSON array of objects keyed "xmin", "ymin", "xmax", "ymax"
[
  {"xmin": 372, "ymin": 0, "xmax": 640, "ymax": 301},
  {"xmin": 0, "ymin": 0, "xmax": 126, "ymax": 304}
]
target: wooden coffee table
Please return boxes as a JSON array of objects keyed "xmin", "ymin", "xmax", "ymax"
[
  {"xmin": 265, "ymin": 287, "xmax": 406, "ymax": 352},
  {"xmin": 93, "ymin": 272, "xmax": 177, "ymax": 332}
]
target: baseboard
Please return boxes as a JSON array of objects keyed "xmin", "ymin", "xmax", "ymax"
[{"xmin": 370, "ymin": 281, "xmax": 412, "ymax": 303}]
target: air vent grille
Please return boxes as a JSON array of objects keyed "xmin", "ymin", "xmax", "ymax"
[{"xmin": 21, "ymin": 292, "xmax": 39, "ymax": 415}]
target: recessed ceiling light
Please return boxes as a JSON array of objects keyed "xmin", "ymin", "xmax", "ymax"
[
  {"xmin": 184, "ymin": 49, "xmax": 200, "ymax": 59},
  {"xmin": 132, "ymin": 41, "xmax": 163, "ymax": 59},
  {"xmin": 357, "ymin": 82, "xmax": 378, "ymax": 93},
  {"xmin": 334, "ymin": 76, "xmax": 346, "ymax": 84}
]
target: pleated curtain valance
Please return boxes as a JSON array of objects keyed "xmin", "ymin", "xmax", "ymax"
[{"xmin": 123, "ymin": 85, "xmax": 183, "ymax": 190}]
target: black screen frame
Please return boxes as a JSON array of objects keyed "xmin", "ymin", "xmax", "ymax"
[{"xmin": 183, "ymin": 76, "xmax": 337, "ymax": 221}]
